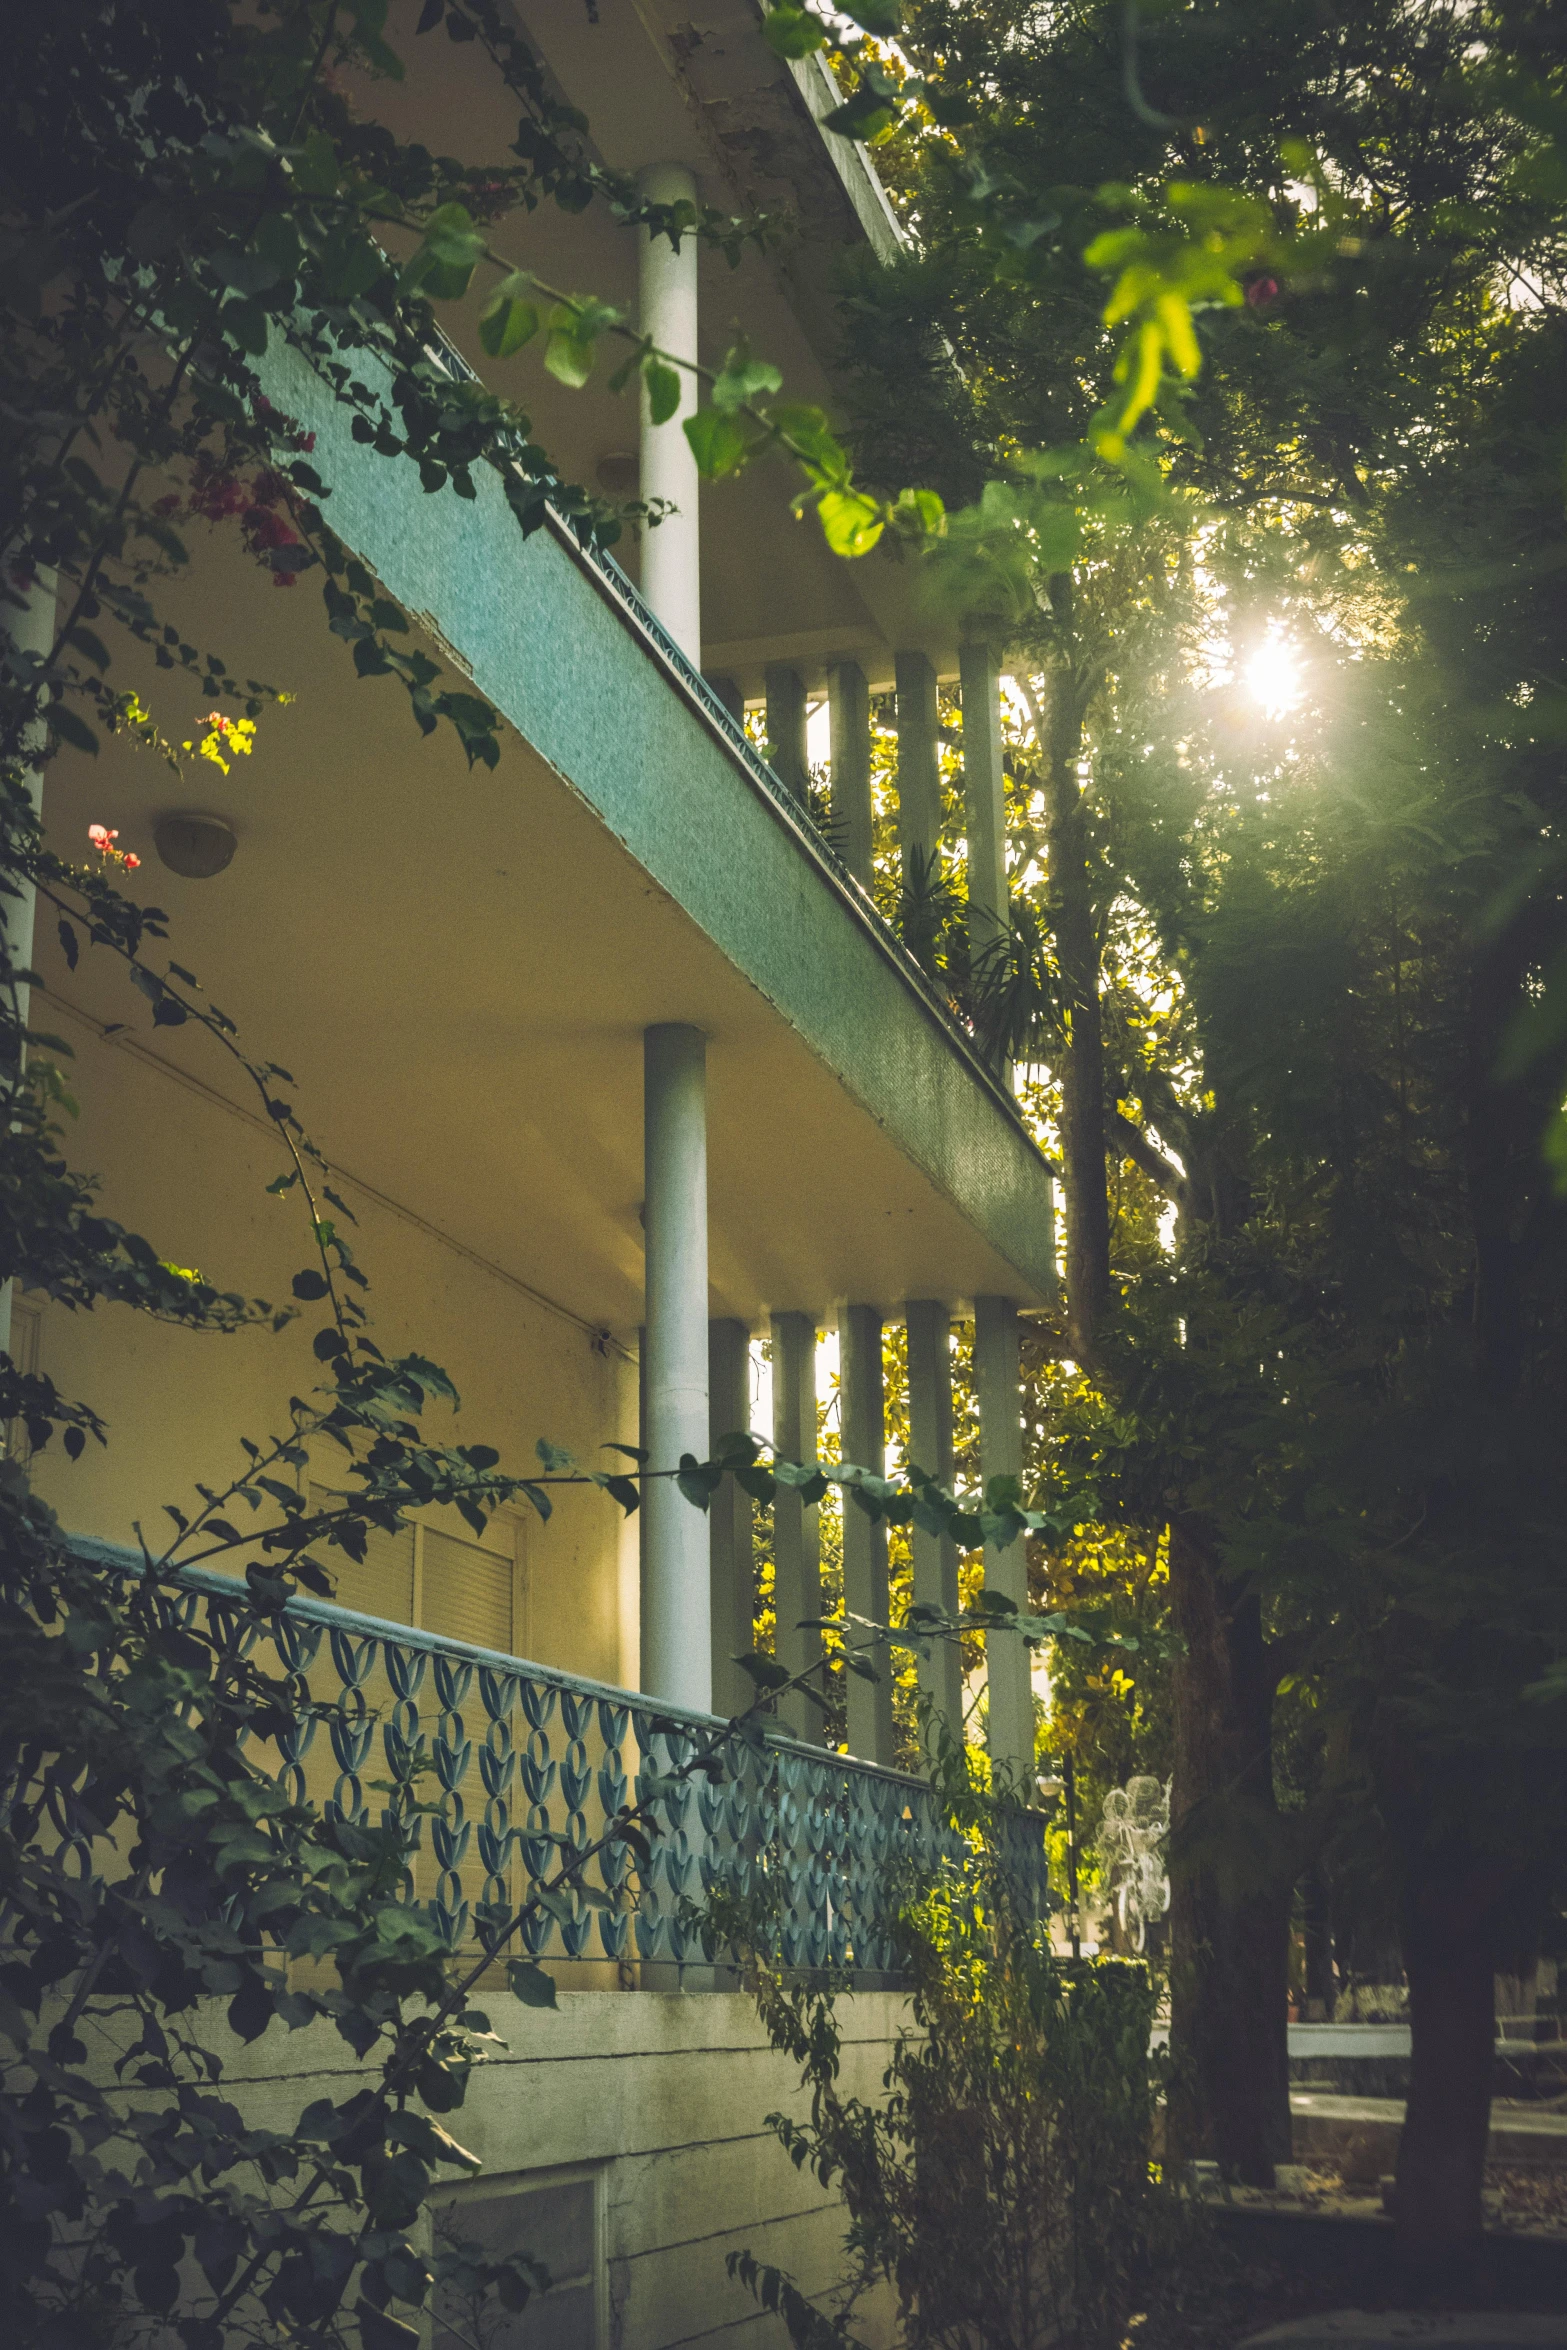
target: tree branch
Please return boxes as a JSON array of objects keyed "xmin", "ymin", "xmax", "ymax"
[{"xmin": 1111, "ymin": 1110, "xmax": 1188, "ymax": 1203}]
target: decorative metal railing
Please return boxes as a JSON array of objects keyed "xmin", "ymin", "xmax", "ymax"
[{"xmin": 75, "ymin": 1540, "xmax": 1051, "ymax": 1983}]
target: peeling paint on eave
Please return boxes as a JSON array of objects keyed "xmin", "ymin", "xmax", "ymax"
[{"xmin": 783, "ymin": 47, "xmax": 906, "ymax": 262}]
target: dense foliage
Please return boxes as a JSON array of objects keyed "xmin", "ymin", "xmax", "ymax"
[
  {"xmin": 836, "ymin": 0, "xmax": 1567, "ymax": 2268},
  {"xmin": 715, "ymin": 1745, "xmax": 1168, "ymax": 2350}
]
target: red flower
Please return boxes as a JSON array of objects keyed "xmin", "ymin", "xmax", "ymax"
[{"xmin": 1245, "ymin": 274, "xmax": 1280, "ymax": 309}]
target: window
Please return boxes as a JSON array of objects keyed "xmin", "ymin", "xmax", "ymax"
[
  {"xmin": 312, "ymin": 1511, "xmax": 415, "ymax": 1627},
  {"xmin": 423, "ymin": 1523, "xmax": 515, "ymax": 1654},
  {"xmin": 305, "ymin": 1487, "xmax": 526, "ymax": 1659},
  {"xmin": 432, "ymin": 2168, "xmax": 601, "ymax": 2350}
]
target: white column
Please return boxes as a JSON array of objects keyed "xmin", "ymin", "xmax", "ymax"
[
  {"xmin": 642, "ymin": 1023, "xmax": 710, "ymax": 1711},
  {"xmin": 764, "ymin": 663, "xmax": 809, "ymax": 802},
  {"xmin": 639, "ymin": 163, "xmax": 701, "ymax": 667},
  {"xmin": 828, "ymin": 660, "xmax": 872, "ymax": 885},
  {"xmin": 960, "ymin": 641, "xmax": 1007, "ymax": 943},
  {"xmin": 905, "ymin": 1300, "xmax": 963, "ymax": 1739},
  {"xmin": 771, "ymin": 1310, "xmax": 822, "ymax": 1740},
  {"xmin": 840, "ymin": 1302, "xmax": 894, "ymax": 1766},
  {"xmin": 708, "ymin": 1316, "xmax": 754, "ymax": 1716},
  {"xmin": 0, "ymin": 565, "xmax": 55, "ymax": 1367},
  {"xmin": 895, "ymin": 648, "xmax": 941, "ymax": 883},
  {"xmin": 961, "ymin": 642, "xmax": 1013, "ymax": 1089},
  {"xmin": 974, "ymin": 1295, "xmax": 1032, "ymax": 1787}
]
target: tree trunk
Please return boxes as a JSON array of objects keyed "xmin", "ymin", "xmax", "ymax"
[
  {"xmin": 1302, "ymin": 1865, "xmax": 1334, "ymax": 2018},
  {"xmin": 1166, "ymin": 1524, "xmax": 1292, "ymax": 2184},
  {"xmin": 1394, "ymin": 1859, "xmax": 1501, "ymax": 2283},
  {"xmin": 1038, "ymin": 645, "xmax": 1109, "ymax": 1365}
]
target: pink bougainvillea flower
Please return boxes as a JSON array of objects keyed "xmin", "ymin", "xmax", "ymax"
[{"xmin": 88, "ymin": 823, "xmax": 140, "ymax": 871}]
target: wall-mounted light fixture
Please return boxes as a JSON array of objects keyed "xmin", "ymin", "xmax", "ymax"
[{"xmin": 154, "ymin": 811, "xmax": 236, "ymax": 879}]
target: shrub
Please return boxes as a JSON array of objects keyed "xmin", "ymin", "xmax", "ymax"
[{"xmin": 718, "ymin": 1764, "xmax": 1175, "ymax": 2350}]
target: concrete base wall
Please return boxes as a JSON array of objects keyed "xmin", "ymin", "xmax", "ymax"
[{"xmin": 181, "ymin": 1986, "xmax": 909, "ymax": 2350}]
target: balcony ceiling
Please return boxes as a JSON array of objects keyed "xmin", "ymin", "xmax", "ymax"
[
  {"xmin": 39, "ymin": 522, "xmax": 1049, "ymax": 1342},
  {"xmin": 347, "ymin": 0, "xmax": 946, "ymax": 694}
]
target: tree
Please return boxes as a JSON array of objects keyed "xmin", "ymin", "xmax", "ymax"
[{"xmin": 837, "ymin": 0, "xmax": 1567, "ymax": 2265}]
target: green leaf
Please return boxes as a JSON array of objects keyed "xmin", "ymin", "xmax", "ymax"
[
  {"xmin": 644, "ymin": 356, "xmax": 682, "ymax": 426},
  {"xmin": 675, "ymin": 1454, "xmax": 722, "ymax": 1510},
  {"xmin": 506, "ymin": 1960, "xmax": 558, "ymax": 2009},
  {"xmin": 711, "ymin": 352, "xmax": 783, "ymax": 412},
  {"xmin": 684, "ymin": 407, "xmax": 752, "ymax": 479},
  {"xmin": 346, "ymin": 0, "xmax": 405, "ymax": 79},
  {"xmin": 822, "ymin": 88, "xmax": 899, "ymax": 144},
  {"xmin": 763, "ymin": 2, "xmax": 827, "ymax": 59},
  {"xmin": 736, "ymin": 1650, "xmax": 790, "ymax": 1692},
  {"xmin": 544, "ymin": 327, "xmax": 596, "ymax": 388},
  {"xmin": 226, "ymin": 298, "xmax": 270, "ymax": 355},
  {"xmin": 975, "ymin": 1588, "xmax": 1020, "ymax": 1616},
  {"xmin": 479, "ymin": 273, "xmax": 540, "ymax": 358},
  {"xmin": 402, "ymin": 203, "xmax": 486, "ymax": 302},
  {"xmin": 291, "ymin": 129, "xmax": 340, "ymax": 197},
  {"xmin": 844, "ymin": 0, "xmax": 903, "ymax": 27},
  {"xmin": 816, "ymin": 488, "xmax": 885, "ymax": 557}
]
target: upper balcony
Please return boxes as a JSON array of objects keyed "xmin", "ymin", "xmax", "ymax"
[
  {"xmin": 41, "ymin": 3, "xmax": 1054, "ymax": 1354},
  {"xmin": 30, "ymin": 0, "xmax": 1053, "ymax": 1767}
]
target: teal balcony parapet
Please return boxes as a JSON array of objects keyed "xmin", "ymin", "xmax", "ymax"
[
  {"xmin": 257, "ymin": 329, "xmax": 1057, "ymax": 1299},
  {"xmin": 420, "ymin": 335, "xmax": 1029, "ymax": 1138},
  {"xmin": 71, "ymin": 1538, "xmax": 1052, "ymax": 1982}
]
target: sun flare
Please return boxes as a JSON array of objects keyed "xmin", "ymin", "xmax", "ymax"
[{"xmin": 1243, "ymin": 635, "xmax": 1304, "ymax": 717}]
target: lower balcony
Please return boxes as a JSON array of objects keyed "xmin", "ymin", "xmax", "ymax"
[{"xmin": 74, "ymin": 1538, "xmax": 1051, "ymax": 1989}]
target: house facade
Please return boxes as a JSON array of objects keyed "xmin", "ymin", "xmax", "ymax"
[{"xmin": 20, "ymin": 6, "xmax": 1057, "ymax": 2344}]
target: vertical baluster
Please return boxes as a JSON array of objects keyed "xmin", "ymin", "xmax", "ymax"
[
  {"xmin": 558, "ymin": 1690, "xmax": 595, "ymax": 1957},
  {"xmin": 518, "ymin": 1678, "xmax": 559, "ymax": 1956},
  {"xmin": 596, "ymin": 1699, "xmax": 632, "ymax": 1962},
  {"xmin": 477, "ymin": 1667, "xmax": 518, "ymax": 1949}
]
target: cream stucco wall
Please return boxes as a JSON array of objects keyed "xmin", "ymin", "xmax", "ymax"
[{"xmin": 25, "ymin": 1000, "xmax": 639, "ymax": 1689}]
